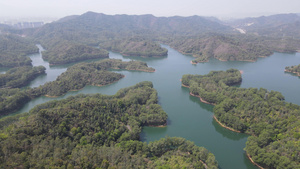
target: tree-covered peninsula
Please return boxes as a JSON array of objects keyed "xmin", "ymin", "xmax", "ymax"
[
  {"xmin": 0, "ymin": 66, "xmax": 46, "ymax": 88},
  {"xmin": 182, "ymin": 69, "xmax": 300, "ymax": 169},
  {"xmin": 0, "ymin": 88, "xmax": 31, "ymax": 117},
  {"xmin": 32, "ymin": 59, "xmax": 155, "ymax": 97},
  {"xmin": 285, "ymin": 64, "xmax": 300, "ymax": 76},
  {"xmin": 0, "ymin": 81, "xmax": 218, "ymax": 169},
  {"xmin": 99, "ymin": 37, "xmax": 168, "ymax": 57},
  {"xmin": 0, "ymin": 34, "xmax": 38, "ymax": 67},
  {"xmin": 42, "ymin": 42, "xmax": 109, "ymax": 65}
]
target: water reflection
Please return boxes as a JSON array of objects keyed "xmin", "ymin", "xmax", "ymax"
[
  {"xmin": 140, "ymin": 126, "xmax": 168, "ymax": 142},
  {"xmin": 212, "ymin": 119, "xmax": 248, "ymax": 141},
  {"xmin": 284, "ymin": 71, "xmax": 300, "ymax": 78}
]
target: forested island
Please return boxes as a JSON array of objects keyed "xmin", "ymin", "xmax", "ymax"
[
  {"xmin": 0, "ymin": 82, "xmax": 218, "ymax": 169},
  {"xmin": 285, "ymin": 64, "xmax": 300, "ymax": 76},
  {"xmin": 0, "ymin": 34, "xmax": 38, "ymax": 67},
  {"xmin": 99, "ymin": 37, "xmax": 168, "ymax": 57},
  {"xmin": 42, "ymin": 42, "xmax": 109, "ymax": 65},
  {"xmin": 0, "ymin": 88, "xmax": 31, "ymax": 117},
  {"xmin": 0, "ymin": 66, "xmax": 46, "ymax": 88},
  {"xmin": 0, "ymin": 59, "xmax": 154, "ymax": 116},
  {"xmin": 32, "ymin": 59, "xmax": 155, "ymax": 97},
  {"xmin": 165, "ymin": 34, "xmax": 300, "ymax": 64},
  {"xmin": 182, "ymin": 69, "xmax": 300, "ymax": 169}
]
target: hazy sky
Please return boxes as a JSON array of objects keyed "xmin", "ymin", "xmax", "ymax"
[{"xmin": 0, "ymin": 0, "xmax": 299, "ymax": 20}]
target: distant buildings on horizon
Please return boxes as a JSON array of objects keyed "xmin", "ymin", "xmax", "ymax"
[{"xmin": 0, "ymin": 17, "xmax": 57, "ymax": 29}]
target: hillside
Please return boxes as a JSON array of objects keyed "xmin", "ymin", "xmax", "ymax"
[
  {"xmin": 22, "ymin": 12, "xmax": 300, "ymax": 64},
  {"xmin": 53, "ymin": 11, "xmax": 233, "ymax": 35},
  {"xmin": 42, "ymin": 42, "xmax": 109, "ymax": 65},
  {"xmin": 0, "ymin": 66, "xmax": 46, "ymax": 88},
  {"xmin": 23, "ymin": 12, "xmax": 233, "ymax": 63},
  {"xmin": 229, "ymin": 13, "xmax": 300, "ymax": 39},
  {"xmin": 166, "ymin": 34, "xmax": 300, "ymax": 63},
  {"xmin": 0, "ymin": 34, "xmax": 38, "ymax": 67},
  {"xmin": 99, "ymin": 37, "xmax": 168, "ymax": 57}
]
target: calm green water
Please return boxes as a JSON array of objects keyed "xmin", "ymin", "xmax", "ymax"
[{"xmin": 11, "ymin": 45, "xmax": 300, "ymax": 169}]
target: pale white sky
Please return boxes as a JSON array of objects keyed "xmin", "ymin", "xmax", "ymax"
[{"xmin": 0, "ymin": 0, "xmax": 299, "ymax": 20}]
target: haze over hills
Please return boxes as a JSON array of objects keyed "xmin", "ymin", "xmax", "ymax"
[
  {"xmin": 30, "ymin": 11, "xmax": 233, "ymax": 37},
  {"xmin": 20, "ymin": 11, "xmax": 235, "ymax": 65},
  {"xmin": 0, "ymin": 11, "xmax": 299, "ymax": 67},
  {"xmin": 1, "ymin": 11, "xmax": 300, "ymax": 67},
  {"xmin": 228, "ymin": 13, "xmax": 300, "ymax": 38}
]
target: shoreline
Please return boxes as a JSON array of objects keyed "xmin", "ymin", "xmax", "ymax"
[
  {"xmin": 285, "ymin": 69, "xmax": 300, "ymax": 76},
  {"xmin": 181, "ymin": 82, "xmax": 215, "ymax": 105},
  {"xmin": 134, "ymin": 68, "xmax": 156, "ymax": 73},
  {"xmin": 190, "ymin": 60, "xmax": 208, "ymax": 64},
  {"xmin": 112, "ymin": 67, "xmax": 156, "ymax": 73},
  {"xmin": 247, "ymin": 153, "xmax": 265, "ymax": 169},
  {"xmin": 190, "ymin": 92, "xmax": 216, "ymax": 105},
  {"xmin": 182, "ymin": 80, "xmax": 266, "ymax": 168},
  {"xmin": 181, "ymin": 82, "xmax": 190, "ymax": 88},
  {"xmin": 213, "ymin": 115, "xmax": 241, "ymax": 133},
  {"xmin": 190, "ymin": 61, "xmax": 197, "ymax": 64},
  {"xmin": 182, "ymin": 82, "xmax": 242, "ymax": 133},
  {"xmin": 48, "ymin": 56, "xmax": 108, "ymax": 66},
  {"xmin": 147, "ymin": 124, "xmax": 167, "ymax": 128},
  {"xmin": 44, "ymin": 76, "xmax": 125, "ymax": 98}
]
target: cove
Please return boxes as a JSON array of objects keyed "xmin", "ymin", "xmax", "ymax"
[{"xmin": 10, "ymin": 45, "xmax": 300, "ymax": 169}]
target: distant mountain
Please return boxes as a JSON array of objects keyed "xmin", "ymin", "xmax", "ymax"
[
  {"xmin": 228, "ymin": 13, "xmax": 300, "ymax": 38},
  {"xmin": 23, "ymin": 12, "xmax": 233, "ymax": 64},
  {"xmin": 229, "ymin": 13, "xmax": 300, "ymax": 29},
  {"xmin": 29, "ymin": 11, "xmax": 233, "ymax": 40},
  {"xmin": 21, "ymin": 12, "xmax": 300, "ymax": 66}
]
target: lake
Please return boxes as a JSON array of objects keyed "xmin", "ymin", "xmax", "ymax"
[{"xmin": 12, "ymin": 44, "xmax": 300, "ymax": 169}]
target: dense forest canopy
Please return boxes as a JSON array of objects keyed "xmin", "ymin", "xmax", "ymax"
[
  {"xmin": 0, "ymin": 34, "xmax": 38, "ymax": 67},
  {"xmin": 0, "ymin": 82, "xmax": 218, "ymax": 169},
  {"xmin": 0, "ymin": 66, "xmax": 46, "ymax": 88},
  {"xmin": 182, "ymin": 69, "xmax": 300, "ymax": 169},
  {"xmin": 164, "ymin": 34, "xmax": 300, "ymax": 63},
  {"xmin": 166, "ymin": 34, "xmax": 272, "ymax": 63},
  {"xmin": 42, "ymin": 42, "xmax": 109, "ymax": 65},
  {"xmin": 0, "ymin": 88, "xmax": 31, "ymax": 117},
  {"xmin": 99, "ymin": 37, "xmax": 168, "ymax": 57}
]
